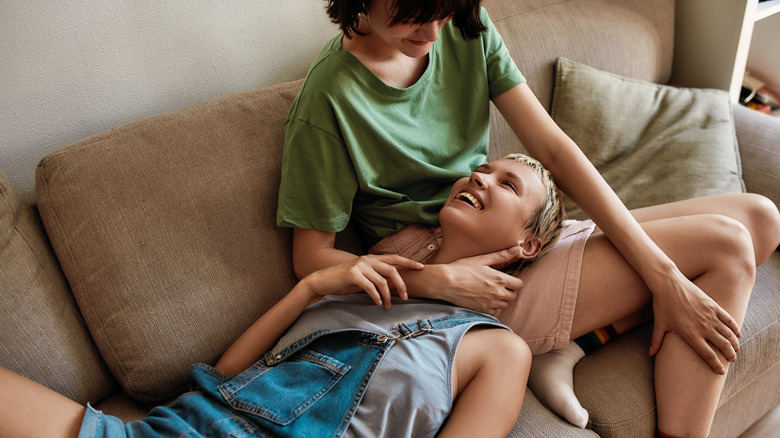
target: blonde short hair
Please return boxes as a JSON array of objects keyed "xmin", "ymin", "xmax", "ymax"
[{"xmin": 503, "ymin": 153, "xmax": 565, "ymax": 274}]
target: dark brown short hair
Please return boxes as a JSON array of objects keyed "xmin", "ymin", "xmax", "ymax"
[{"xmin": 325, "ymin": 0, "xmax": 486, "ymax": 40}]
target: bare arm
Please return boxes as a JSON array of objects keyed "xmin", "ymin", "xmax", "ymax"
[
  {"xmin": 492, "ymin": 83, "xmax": 741, "ymax": 371},
  {"xmin": 214, "ymin": 277, "xmax": 320, "ymax": 376},
  {"xmin": 292, "ymin": 228, "xmax": 359, "ymax": 279},
  {"xmin": 292, "ymin": 228, "xmax": 523, "ymax": 315},
  {"xmin": 216, "ymin": 254, "xmax": 423, "ymax": 376}
]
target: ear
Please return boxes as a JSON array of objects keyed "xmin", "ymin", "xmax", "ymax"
[{"xmin": 516, "ymin": 235, "xmax": 542, "ymax": 260}]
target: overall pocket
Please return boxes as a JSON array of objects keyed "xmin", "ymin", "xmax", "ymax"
[{"xmin": 218, "ymin": 348, "xmax": 351, "ymax": 426}]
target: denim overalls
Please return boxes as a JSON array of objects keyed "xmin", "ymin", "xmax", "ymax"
[{"xmin": 79, "ymin": 296, "xmax": 508, "ymax": 438}]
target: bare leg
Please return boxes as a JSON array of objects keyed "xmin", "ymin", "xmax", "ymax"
[
  {"xmin": 0, "ymin": 367, "xmax": 85, "ymax": 438},
  {"xmin": 526, "ymin": 194, "xmax": 778, "ymax": 430},
  {"xmin": 573, "ymin": 193, "xmax": 776, "ymax": 338},
  {"xmin": 627, "ymin": 193, "xmax": 780, "ymax": 266},
  {"xmin": 583, "ymin": 193, "xmax": 776, "ymax": 332},
  {"xmin": 574, "ymin": 214, "xmax": 756, "ymax": 436},
  {"xmin": 440, "ymin": 327, "xmax": 531, "ymax": 437}
]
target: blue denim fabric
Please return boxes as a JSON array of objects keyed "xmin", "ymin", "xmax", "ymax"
[{"xmin": 79, "ymin": 313, "xmax": 499, "ymax": 438}]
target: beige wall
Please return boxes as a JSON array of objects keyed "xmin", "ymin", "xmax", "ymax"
[{"xmin": 1, "ymin": 1, "xmax": 337, "ymax": 197}]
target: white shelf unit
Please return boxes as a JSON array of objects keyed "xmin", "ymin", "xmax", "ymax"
[
  {"xmin": 757, "ymin": 0, "xmax": 780, "ymax": 20},
  {"xmin": 751, "ymin": 1, "xmax": 780, "ymax": 117},
  {"xmin": 672, "ymin": 0, "xmax": 780, "ymax": 108}
]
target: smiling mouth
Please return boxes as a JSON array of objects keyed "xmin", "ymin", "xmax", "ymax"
[{"xmin": 455, "ymin": 192, "xmax": 483, "ymax": 210}]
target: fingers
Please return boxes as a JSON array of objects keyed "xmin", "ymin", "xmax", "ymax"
[
  {"xmin": 691, "ymin": 337, "xmax": 728, "ymax": 375},
  {"xmin": 356, "ymin": 268, "xmax": 392, "ymax": 308},
  {"xmin": 348, "ymin": 255, "xmax": 424, "ymax": 308},
  {"xmin": 720, "ymin": 310, "xmax": 742, "ymax": 340},
  {"xmin": 710, "ymin": 315, "xmax": 740, "ymax": 363},
  {"xmin": 648, "ymin": 323, "xmax": 665, "ymax": 357},
  {"xmin": 468, "ymin": 245, "xmax": 521, "ymax": 269},
  {"xmin": 720, "ymin": 322, "xmax": 741, "ymax": 354},
  {"xmin": 650, "ymin": 319, "xmax": 738, "ymax": 375},
  {"xmin": 479, "ymin": 277, "xmax": 522, "ymax": 315},
  {"xmin": 703, "ymin": 307, "xmax": 741, "ymax": 367}
]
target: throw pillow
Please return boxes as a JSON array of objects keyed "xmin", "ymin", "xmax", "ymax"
[{"xmin": 550, "ymin": 57, "xmax": 745, "ymax": 220}]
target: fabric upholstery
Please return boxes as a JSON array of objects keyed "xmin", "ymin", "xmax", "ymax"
[
  {"xmin": 0, "ymin": 169, "xmax": 116, "ymax": 404},
  {"xmin": 484, "ymin": 0, "xmax": 675, "ymax": 159},
  {"xmin": 733, "ymin": 103, "xmax": 780, "ymax": 209},
  {"xmin": 550, "ymin": 57, "xmax": 745, "ymax": 219},
  {"xmin": 510, "ymin": 390, "xmax": 599, "ymax": 437},
  {"xmin": 36, "ymin": 80, "xmax": 305, "ymax": 402}
]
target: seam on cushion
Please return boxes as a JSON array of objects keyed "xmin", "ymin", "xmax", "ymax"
[
  {"xmin": 717, "ymin": 360, "xmax": 780, "ymax": 409},
  {"xmin": 13, "ymin": 209, "xmax": 47, "ymax": 273},
  {"xmin": 728, "ymin": 103, "xmax": 747, "ymax": 192},
  {"xmin": 0, "ymin": 195, "xmax": 15, "ymax": 250},
  {"xmin": 741, "ymin": 307, "xmax": 780, "ymax": 344},
  {"xmin": 35, "ymin": 166, "xmax": 135, "ymax": 395},
  {"xmin": 549, "ymin": 58, "xmax": 565, "ymax": 121},
  {"xmin": 588, "ymin": 403, "xmax": 656, "ymax": 432},
  {"xmin": 489, "ymin": 0, "xmax": 575, "ymax": 22}
]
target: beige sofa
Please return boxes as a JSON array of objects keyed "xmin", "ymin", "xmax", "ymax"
[{"xmin": 2, "ymin": 0, "xmax": 779, "ymax": 436}]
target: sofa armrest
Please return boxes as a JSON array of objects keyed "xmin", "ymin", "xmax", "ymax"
[{"xmin": 733, "ymin": 104, "xmax": 780, "ymax": 209}]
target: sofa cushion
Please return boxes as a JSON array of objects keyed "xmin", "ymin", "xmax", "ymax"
[
  {"xmin": 549, "ymin": 57, "xmax": 745, "ymax": 219},
  {"xmin": 485, "ymin": 0, "xmax": 675, "ymax": 159},
  {"xmin": 36, "ymin": 80, "xmax": 305, "ymax": 402},
  {"xmin": 0, "ymin": 168, "xmax": 116, "ymax": 404}
]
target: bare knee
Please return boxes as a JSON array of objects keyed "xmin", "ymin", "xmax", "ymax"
[
  {"xmin": 713, "ymin": 214, "xmax": 755, "ymax": 272},
  {"xmin": 742, "ymin": 193, "xmax": 780, "ymax": 263},
  {"xmin": 700, "ymin": 214, "xmax": 756, "ymax": 312},
  {"xmin": 487, "ymin": 331, "xmax": 532, "ymax": 391},
  {"xmin": 493, "ymin": 330, "xmax": 532, "ymax": 371}
]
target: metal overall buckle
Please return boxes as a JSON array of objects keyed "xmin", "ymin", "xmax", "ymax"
[{"xmin": 378, "ymin": 319, "xmax": 433, "ymax": 343}]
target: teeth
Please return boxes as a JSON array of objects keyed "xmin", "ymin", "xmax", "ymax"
[{"xmin": 456, "ymin": 192, "xmax": 482, "ymax": 210}]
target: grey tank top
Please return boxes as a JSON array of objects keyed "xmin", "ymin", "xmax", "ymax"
[{"xmin": 269, "ymin": 295, "xmax": 509, "ymax": 438}]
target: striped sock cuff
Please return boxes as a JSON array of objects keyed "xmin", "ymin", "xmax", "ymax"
[{"xmin": 573, "ymin": 325, "xmax": 618, "ymax": 354}]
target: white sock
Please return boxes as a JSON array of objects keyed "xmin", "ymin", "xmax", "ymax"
[{"xmin": 527, "ymin": 341, "xmax": 589, "ymax": 428}]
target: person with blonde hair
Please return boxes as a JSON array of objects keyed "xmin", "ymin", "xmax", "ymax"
[
  {"xmin": 0, "ymin": 154, "xmax": 565, "ymax": 438},
  {"xmin": 278, "ymin": 0, "xmax": 780, "ymax": 435}
]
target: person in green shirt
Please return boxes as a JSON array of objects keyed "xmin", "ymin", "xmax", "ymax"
[{"xmin": 276, "ymin": 1, "xmax": 780, "ymax": 435}]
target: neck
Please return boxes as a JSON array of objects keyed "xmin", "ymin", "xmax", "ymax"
[
  {"xmin": 429, "ymin": 233, "xmax": 481, "ymax": 265},
  {"xmin": 341, "ymin": 26, "xmax": 430, "ymax": 89}
]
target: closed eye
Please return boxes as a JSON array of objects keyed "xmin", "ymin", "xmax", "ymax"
[{"xmin": 503, "ymin": 180, "xmax": 518, "ymax": 193}]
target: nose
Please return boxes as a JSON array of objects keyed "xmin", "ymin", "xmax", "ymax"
[
  {"xmin": 470, "ymin": 172, "xmax": 486, "ymax": 188},
  {"xmin": 419, "ymin": 21, "xmax": 442, "ymax": 42}
]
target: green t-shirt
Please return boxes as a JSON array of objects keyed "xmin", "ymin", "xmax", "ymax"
[{"xmin": 277, "ymin": 8, "xmax": 525, "ymax": 245}]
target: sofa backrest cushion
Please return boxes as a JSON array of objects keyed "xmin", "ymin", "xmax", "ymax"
[
  {"xmin": 484, "ymin": 0, "xmax": 675, "ymax": 159},
  {"xmin": 0, "ymin": 169, "xmax": 117, "ymax": 404},
  {"xmin": 36, "ymin": 80, "xmax": 306, "ymax": 402}
]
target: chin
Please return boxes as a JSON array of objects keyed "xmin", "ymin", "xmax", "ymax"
[{"xmin": 401, "ymin": 44, "xmax": 432, "ymax": 57}]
